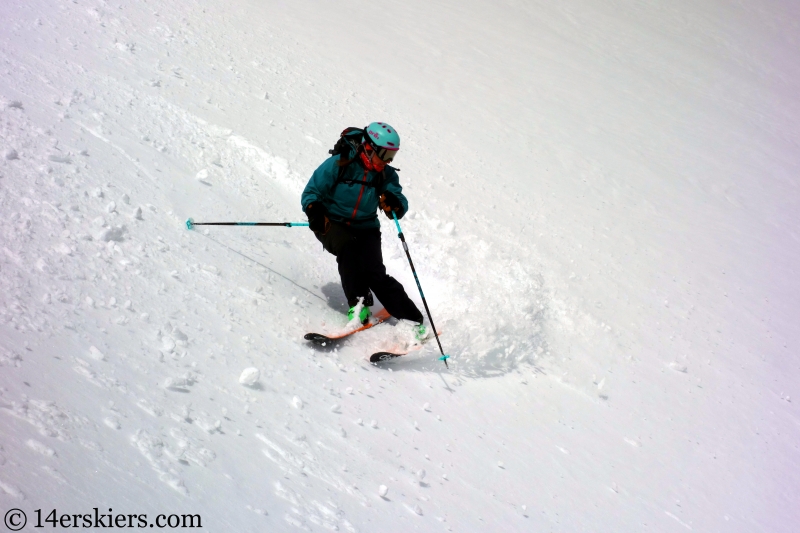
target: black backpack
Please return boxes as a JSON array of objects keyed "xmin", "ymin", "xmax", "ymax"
[
  {"xmin": 328, "ymin": 126, "xmax": 398, "ymax": 192},
  {"xmin": 329, "ymin": 126, "xmax": 367, "ymax": 161}
]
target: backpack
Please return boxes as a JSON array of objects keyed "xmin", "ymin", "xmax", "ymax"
[
  {"xmin": 328, "ymin": 126, "xmax": 398, "ymax": 192},
  {"xmin": 328, "ymin": 126, "xmax": 367, "ymax": 162}
]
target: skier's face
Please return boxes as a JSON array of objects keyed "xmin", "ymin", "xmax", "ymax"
[{"xmin": 364, "ymin": 144, "xmax": 396, "ymax": 171}]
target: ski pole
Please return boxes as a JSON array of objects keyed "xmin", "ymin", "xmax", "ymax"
[
  {"xmin": 391, "ymin": 211, "xmax": 450, "ymax": 368},
  {"xmin": 186, "ymin": 218, "xmax": 309, "ymax": 230}
]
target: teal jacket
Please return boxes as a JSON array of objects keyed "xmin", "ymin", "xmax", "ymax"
[{"xmin": 301, "ymin": 155, "xmax": 408, "ymax": 229}]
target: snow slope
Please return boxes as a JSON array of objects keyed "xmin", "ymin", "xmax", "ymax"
[{"xmin": 1, "ymin": 0, "xmax": 798, "ymax": 531}]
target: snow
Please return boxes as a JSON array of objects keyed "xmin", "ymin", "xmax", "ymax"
[
  {"xmin": 0, "ymin": 0, "xmax": 799, "ymax": 531},
  {"xmin": 238, "ymin": 367, "xmax": 260, "ymax": 387}
]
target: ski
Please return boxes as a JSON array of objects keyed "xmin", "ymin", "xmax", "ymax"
[
  {"xmin": 304, "ymin": 308, "xmax": 391, "ymax": 345},
  {"xmin": 370, "ymin": 351, "xmax": 408, "ymax": 363},
  {"xmin": 369, "ymin": 329, "xmax": 444, "ymax": 363}
]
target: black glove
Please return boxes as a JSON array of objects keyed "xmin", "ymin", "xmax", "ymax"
[
  {"xmin": 306, "ymin": 202, "xmax": 330, "ymax": 234},
  {"xmin": 379, "ymin": 192, "xmax": 403, "ymax": 219}
]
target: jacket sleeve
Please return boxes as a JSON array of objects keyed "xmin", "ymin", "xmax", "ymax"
[
  {"xmin": 382, "ymin": 167, "xmax": 409, "ymax": 219},
  {"xmin": 301, "ymin": 157, "xmax": 338, "ymax": 212}
]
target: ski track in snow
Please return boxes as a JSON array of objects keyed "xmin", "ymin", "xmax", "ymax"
[{"xmin": 0, "ymin": 0, "xmax": 798, "ymax": 531}]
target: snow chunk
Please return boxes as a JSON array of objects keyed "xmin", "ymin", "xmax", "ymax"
[
  {"xmin": 200, "ymin": 264, "xmax": 220, "ymax": 275},
  {"xmin": 88, "ymin": 346, "xmax": 106, "ymax": 361},
  {"xmin": 42, "ymin": 465, "xmax": 67, "ymax": 485},
  {"xmin": 54, "ymin": 243, "xmax": 72, "ymax": 255},
  {"xmin": 378, "ymin": 485, "xmax": 389, "ymax": 498},
  {"xmin": 196, "ymin": 418, "xmax": 222, "ymax": 434},
  {"xmin": 0, "ymin": 479, "xmax": 25, "ymax": 499},
  {"xmin": 4, "ymin": 149, "xmax": 18, "ymax": 160},
  {"xmin": 163, "ymin": 375, "xmax": 194, "ymax": 391},
  {"xmin": 172, "ymin": 328, "xmax": 188, "ymax": 342},
  {"xmin": 99, "ymin": 225, "xmax": 126, "ymax": 242},
  {"xmin": 26, "ymin": 439, "xmax": 57, "ymax": 457},
  {"xmin": 238, "ymin": 367, "xmax": 260, "ymax": 386},
  {"xmin": 624, "ymin": 437, "xmax": 642, "ymax": 448},
  {"xmin": 160, "ymin": 338, "xmax": 176, "ymax": 354},
  {"xmin": 669, "ymin": 362, "xmax": 688, "ymax": 373},
  {"xmin": 115, "ymin": 42, "xmax": 135, "ymax": 53},
  {"xmin": 185, "ymin": 447, "xmax": 216, "ymax": 467},
  {"xmin": 136, "ymin": 399, "xmax": 163, "ymax": 417},
  {"xmin": 292, "ymin": 396, "xmax": 304, "ymax": 409},
  {"xmin": 196, "ymin": 169, "xmax": 212, "ymax": 184},
  {"xmin": 48, "ymin": 154, "xmax": 72, "ymax": 164}
]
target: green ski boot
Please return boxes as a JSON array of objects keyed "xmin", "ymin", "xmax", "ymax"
[
  {"xmin": 348, "ymin": 305, "xmax": 371, "ymax": 325},
  {"xmin": 412, "ymin": 323, "xmax": 429, "ymax": 342}
]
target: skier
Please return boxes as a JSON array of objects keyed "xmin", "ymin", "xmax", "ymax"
[{"xmin": 301, "ymin": 122, "xmax": 426, "ymax": 337}]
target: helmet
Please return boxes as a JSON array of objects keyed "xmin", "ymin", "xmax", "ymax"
[{"xmin": 365, "ymin": 122, "xmax": 400, "ymax": 157}]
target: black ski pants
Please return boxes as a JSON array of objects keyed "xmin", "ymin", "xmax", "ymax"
[{"xmin": 315, "ymin": 222, "xmax": 423, "ymax": 323}]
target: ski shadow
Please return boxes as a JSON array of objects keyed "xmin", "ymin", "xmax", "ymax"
[
  {"xmin": 370, "ymin": 350, "xmax": 548, "ymax": 381},
  {"xmin": 301, "ymin": 283, "xmax": 350, "ymax": 353},
  {"xmin": 201, "ymin": 234, "xmax": 326, "ymax": 304}
]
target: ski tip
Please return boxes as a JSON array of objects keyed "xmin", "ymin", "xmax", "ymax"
[
  {"xmin": 370, "ymin": 352, "xmax": 403, "ymax": 363},
  {"xmin": 186, "ymin": 218, "xmax": 194, "ymax": 230},
  {"xmin": 304, "ymin": 333, "xmax": 333, "ymax": 346}
]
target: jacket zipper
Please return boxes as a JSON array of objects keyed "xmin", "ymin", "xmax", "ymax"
[{"xmin": 349, "ymin": 168, "xmax": 369, "ymax": 224}]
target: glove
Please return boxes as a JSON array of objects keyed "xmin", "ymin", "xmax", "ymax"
[
  {"xmin": 306, "ymin": 202, "xmax": 330, "ymax": 234},
  {"xmin": 379, "ymin": 192, "xmax": 403, "ymax": 219}
]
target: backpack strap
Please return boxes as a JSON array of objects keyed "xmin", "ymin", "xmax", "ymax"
[
  {"xmin": 328, "ymin": 127, "xmax": 364, "ymax": 190},
  {"xmin": 334, "ymin": 161, "xmax": 386, "ymax": 190}
]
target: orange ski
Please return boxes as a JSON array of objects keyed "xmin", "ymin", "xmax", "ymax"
[{"xmin": 304, "ymin": 308, "xmax": 391, "ymax": 345}]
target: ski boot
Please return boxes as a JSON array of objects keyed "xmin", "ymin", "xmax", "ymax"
[
  {"xmin": 397, "ymin": 320, "xmax": 430, "ymax": 344},
  {"xmin": 412, "ymin": 323, "xmax": 430, "ymax": 342},
  {"xmin": 348, "ymin": 305, "xmax": 371, "ymax": 325}
]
